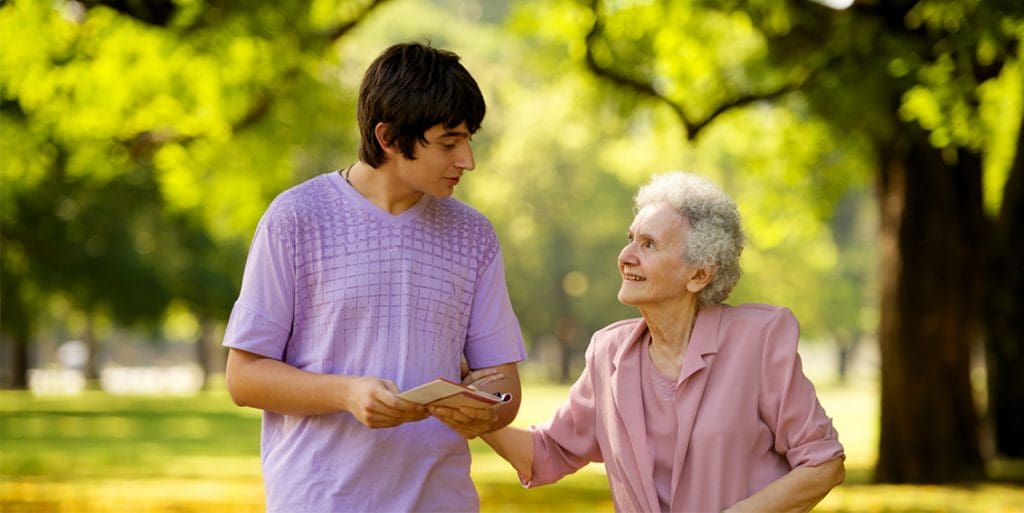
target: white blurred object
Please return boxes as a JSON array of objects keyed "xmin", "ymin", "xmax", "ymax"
[
  {"xmin": 28, "ymin": 368, "xmax": 86, "ymax": 396},
  {"xmin": 57, "ymin": 340, "xmax": 89, "ymax": 370},
  {"xmin": 100, "ymin": 365, "xmax": 204, "ymax": 395}
]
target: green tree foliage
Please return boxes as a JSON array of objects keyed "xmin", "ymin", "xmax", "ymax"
[{"xmin": 0, "ymin": 0, "xmax": 386, "ymax": 384}]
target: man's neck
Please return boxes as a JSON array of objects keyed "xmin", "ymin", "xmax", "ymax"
[{"xmin": 346, "ymin": 161, "xmax": 424, "ymax": 215}]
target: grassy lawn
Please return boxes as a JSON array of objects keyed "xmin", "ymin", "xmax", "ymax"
[{"xmin": 1, "ymin": 379, "xmax": 1022, "ymax": 512}]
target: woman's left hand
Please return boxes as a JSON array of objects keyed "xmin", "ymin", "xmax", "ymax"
[
  {"xmin": 461, "ymin": 364, "xmax": 504, "ymax": 390},
  {"xmin": 432, "ymin": 363, "xmax": 506, "ymax": 438},
  {"xmin": 430, "ymin": 404, "xmax": 500, "ymax": 439}
]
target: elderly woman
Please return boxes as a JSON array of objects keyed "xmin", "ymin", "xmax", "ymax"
[{"xmin": 472, "ymin": 172, "xmax": 845, "ymax": 512}]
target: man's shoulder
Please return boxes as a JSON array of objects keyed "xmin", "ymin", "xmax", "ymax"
[
  {"xmin": 432, "ymin": 197, "xmax": 494, "ymax": 229},
  {"xmin": 257, "ymin": 174, "xmax": 342, "ymax": 237},
  {"xmin": 428, "ymin": 198, "xmax": 500, "ymax": 254},
  {"xmin": 272, "ymin": 173, "xmax": 334, "ymax": 208},
  {"xmin": 265, "ymin": 174, "xmax": 338, "ymax": 216}
]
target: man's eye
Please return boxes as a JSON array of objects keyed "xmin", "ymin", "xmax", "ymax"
[{"xmin": 643, "ymin": 241, "xmax": 655, "ymax": 249}]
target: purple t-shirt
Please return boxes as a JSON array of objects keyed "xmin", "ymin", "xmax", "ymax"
[{"xmin": 223, "ymin": 171, "xmax": 526, "ymax": 512}]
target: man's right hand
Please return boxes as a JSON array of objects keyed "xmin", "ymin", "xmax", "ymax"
[{"xmin": 343, "ymin": 376, "xmax": 429, "ymax": 428}]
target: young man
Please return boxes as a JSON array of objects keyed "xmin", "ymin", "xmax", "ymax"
[{"xmin": 223, "ymin": 42, "xmax": 525, "ymax": 512}]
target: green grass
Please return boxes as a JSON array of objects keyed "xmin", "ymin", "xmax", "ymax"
[{"xmin": 1, "ymin": 380, "xmax": 1022, "ymax": 512}]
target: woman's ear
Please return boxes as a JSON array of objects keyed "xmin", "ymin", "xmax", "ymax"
[
  {"xmin": 374, "ymin": 122, "xmax": 398, "ymax": 156},
  {"xmin": 686, "ymin": 265, "xmax": 716, "ymax": 294}
]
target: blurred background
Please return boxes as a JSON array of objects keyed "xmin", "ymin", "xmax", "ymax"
[{"xmin": 1, "ymin": 0, "xmax": 1022, "ymax": 511}]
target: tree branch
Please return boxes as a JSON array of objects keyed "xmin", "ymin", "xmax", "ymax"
[
  {"xmin": 323, "ymin": 0, "xmax": 394, "ymax": 43},
  {"xmin": 123, "ymin": 90, "xmax": 272, "ymax": 161},
  {"xmin": 584, "ymin": 0, "xmax": 694, "ymax": 135},
  {"xmin": 583, "ymin": 0, "xmax": 806, "ymax": 140}
]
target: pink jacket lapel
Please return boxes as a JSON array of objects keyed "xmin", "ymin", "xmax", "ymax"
[
  {"xmin": 608, "ymin": 319, "xmax": 662, "ymax": 513},
  {"xmin": 669, "ymin": 305, "xmax": 723, "ymax": 509}
]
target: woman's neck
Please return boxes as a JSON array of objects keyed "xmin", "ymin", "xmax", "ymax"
[{"xmin": 641, "ymin": 298, "xmax": 699, "ymax": 374}]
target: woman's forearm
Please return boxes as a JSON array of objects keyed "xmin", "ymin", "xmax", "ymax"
[
  {"xmin": 481, "ymin": 426, "xmax": 535, "ymax": 481},
  {"xmin": 725, "ymin": 457, "xmax": 845, "ymax": 513}
]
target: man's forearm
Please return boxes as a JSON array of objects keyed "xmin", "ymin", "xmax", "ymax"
[{"xmin": 225, "ymin": 349, "xmax": 349, "ymax": 416}]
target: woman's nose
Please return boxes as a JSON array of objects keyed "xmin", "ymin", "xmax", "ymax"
[{"xmin": 618, "ymin": 244, "xmax": 636, "ymax": 266}]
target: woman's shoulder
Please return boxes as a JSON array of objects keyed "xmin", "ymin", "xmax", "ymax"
[
  {"xmin": 720, "ymin": 303, "xmax": 796, "ymax": 326},
  {"xmin": 588, "ymin": 318, "xmax": 644, "ymax": 355},
  {"xmin": 716, "ymin": 303, "xmax": 801, "ymax": 354},
  {"xmin": 594, "ymin": 317, "xmax": 643, "ymax": 336}
]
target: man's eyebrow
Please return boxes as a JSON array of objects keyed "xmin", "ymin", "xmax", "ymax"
[{"xmin": 439, "ymin": 130, "xmax": 471, "ymax": 138}]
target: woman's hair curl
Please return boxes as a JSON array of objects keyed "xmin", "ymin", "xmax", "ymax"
[{"xmin": 634, "ymin": 172, "xmax": 744, "ymax": 307}]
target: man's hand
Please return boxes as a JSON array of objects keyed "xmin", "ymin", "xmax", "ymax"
[{"xmin": 343, "ymin": 376, "xmax": 428, "ymax": 429}]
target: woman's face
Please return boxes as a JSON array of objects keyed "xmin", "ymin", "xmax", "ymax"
[{"xmin": 617, "ymin": 203, "xmax": 702, "ymax": 308}]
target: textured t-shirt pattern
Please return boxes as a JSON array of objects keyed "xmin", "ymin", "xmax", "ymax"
[{"xmin": 261, "ymin": 174, "xmax": 499, "ymax": 387}]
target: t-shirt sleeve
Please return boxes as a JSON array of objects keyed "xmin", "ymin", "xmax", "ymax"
[
  {"xmin": 221, "ymin": 211, "xmax": 295, "ymax": 360},
  {"xmin": 463, "ymin": 246, "xmax": 526, "ymax": 369},
  {"xmin": 758, "ymin": 308, "xmax": 845, "ymax": 468}
]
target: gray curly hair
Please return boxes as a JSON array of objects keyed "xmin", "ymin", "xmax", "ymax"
[{"xmin": 634, "ymin": 172, "xmax": 744, "ymax": 307}]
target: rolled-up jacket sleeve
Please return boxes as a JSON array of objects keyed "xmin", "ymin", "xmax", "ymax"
[
  {"xmin": 527, "ymin": 343, "xmax": 605, "ymax": 487},
  {"xmin": 758, "ymin": 308, "xmax": 845, "ymax": 468}
]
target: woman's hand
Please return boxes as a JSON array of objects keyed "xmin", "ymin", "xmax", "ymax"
[
  {"xmin": 430, "ymin": 404, "xmax": 500, "ymax": 439},
  {"xmin": 461, "ymin": 364, "xmax": 504, "ymax": 390},
  {"xmin": 429, "ymin": 363, "xmax": 509, "ymax": 438}
]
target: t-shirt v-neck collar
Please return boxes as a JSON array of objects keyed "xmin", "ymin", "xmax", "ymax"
[{"xmin": 328, "ymin": 170, "xmax": 431, "ymax": 225}]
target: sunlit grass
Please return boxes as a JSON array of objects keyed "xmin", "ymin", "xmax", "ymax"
[{"xmin": 1, "ymin": 380, "xmax": 1022, "ymax": 512}]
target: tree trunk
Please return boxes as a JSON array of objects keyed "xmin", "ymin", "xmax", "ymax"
[
  {"xmin": 834, "ymin": 331, "xmax": 861, "ymax": 385},
  {"xmin": 985, "ymin": 113, "xmax": 1024, "ymax": 458},
  {"xmin": 0, "ymin": 334, "xmax": 29, "ymax": 389},
  {"xmin": 82, "ymin": 315, "xmax": 100, "ymax": 382},
  {"xmin": 195, "ymin": 318, "xmax": 227, "ymax": 390},
  {"xmin": 544, "ymin": 225, "xmax": 585, "ymax": 384},
  {"xmin": 874, "ymin": 128, "xmax": 986, "ymax": 483}
]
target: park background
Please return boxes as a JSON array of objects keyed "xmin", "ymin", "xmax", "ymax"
[{"xmin": 1, "ymin": 0, "xmax": 1023, "ymax": 511}]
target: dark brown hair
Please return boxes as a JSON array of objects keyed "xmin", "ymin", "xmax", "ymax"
[{"xmin": 357, "ymin": 42, "xmax": 486, "ymax": 167}]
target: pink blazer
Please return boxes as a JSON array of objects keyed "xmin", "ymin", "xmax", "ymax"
[{"xmin": 527, "ymin": 304, "xmax": 845, "ymax": 512}]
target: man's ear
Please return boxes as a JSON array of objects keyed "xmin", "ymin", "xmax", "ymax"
[
  {"xmin": 686, "ymin": 265, "xmax": 716, "ymax": 294},
  {"xmin": 374, "ymin": 122, "xmax": 398, "ymax": 156}
]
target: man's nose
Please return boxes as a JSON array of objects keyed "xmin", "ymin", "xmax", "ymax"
[{"xmin": 456, "ymin": 144, "xmax": 475, "ymax": 171}]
